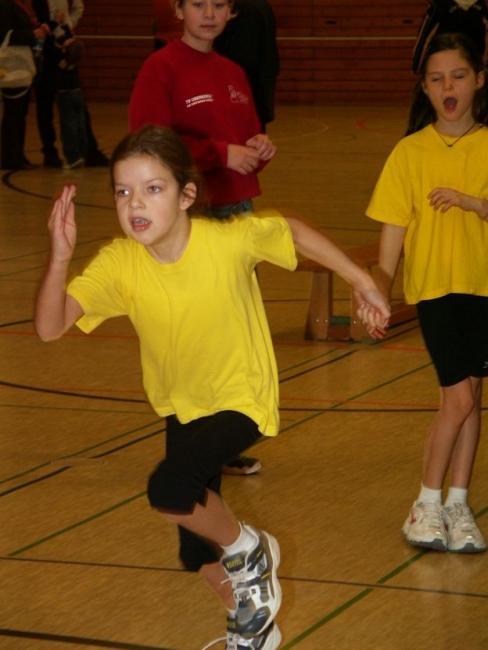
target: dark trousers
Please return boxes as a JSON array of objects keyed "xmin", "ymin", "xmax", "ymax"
[
  {"xmin": 57, "ymin": 88, "xmax": 88, "ymax": 164},
  {"xmin": 35, "ymin": 66, "xmax": 101, "ymax": 161},
  {"xmin": 35, "ymin": 71, "xmax": 58, "ymax": 157},
  {"xmin": 147, "ymin": 411, "xmax": 261, "ymax": 572},
  {"xmin": 1, "ymin": 88, "xmax": 31, "ymax": 169}
]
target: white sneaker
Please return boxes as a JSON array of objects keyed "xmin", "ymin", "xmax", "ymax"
[
  {"xmin": 443, "ymin": 504, "xmax": 487, "ymax": 553},
  {"xmin": 402, "ymin": 501, "xmax": 448, "ymax": 551},
  {"xmin": 222, "ymin": 525, "xmax": 281, "ymax": 638}
]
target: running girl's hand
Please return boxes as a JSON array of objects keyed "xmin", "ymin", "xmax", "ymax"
[
  {"xmin": 227, "ymin": 144, "xmax": 260, "ymax": 175},
  {"xmin": 354, "ymin": 285, "xmax": 390, "ymax": 340},
  {"xmin": 245, "ymin": 134, "xmax": 277, "ymax": 161},
  {"xmin": 48, "ymin": 184, "xmax": 77, "ymax": 264}
]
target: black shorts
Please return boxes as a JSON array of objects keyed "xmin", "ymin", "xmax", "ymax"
[
  {"xmin": 147, "ymin": 411, "xmax": 261, "ymax": 571},
  {"xmin": 417, "ymin": 293, "xmax": 488, "ymax": 387}
]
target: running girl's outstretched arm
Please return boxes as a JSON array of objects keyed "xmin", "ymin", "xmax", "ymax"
[
  {"xmin": 35, "ymin": 185, "xmax": 84, "ymax": 341},
  {"xmin": 284, "ymin": 216, "xmax": 391, "ymax": 338},
  {"xmin": 428, "ymin": 188, "xmax": 488, "ymax": 221}
]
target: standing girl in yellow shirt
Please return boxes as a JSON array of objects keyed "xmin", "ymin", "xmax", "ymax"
[{"xmin": 367, "ymin": 32, "xmax": 488, "ymax": 553}]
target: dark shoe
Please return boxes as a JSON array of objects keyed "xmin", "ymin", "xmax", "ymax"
[
  {"xmin": 85, "ymin": 150, "xmax": 109, "ymax": 167},
  {"xmin": 222, "ymin": 456, "xmax": 262, "ymax": 476},
  {"xmin": 43, "ymin": 154, "xmax": 63, "ymax": 168}
]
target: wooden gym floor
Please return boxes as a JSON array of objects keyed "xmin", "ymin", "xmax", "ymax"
[{"xmin": 0, "ymin": 103, "xmax": 487, "ymax": 650}]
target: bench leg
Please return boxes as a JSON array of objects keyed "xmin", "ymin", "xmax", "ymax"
[{"xmin": 304, "ymin": 271, "xmax": 332, "ymax": 340}]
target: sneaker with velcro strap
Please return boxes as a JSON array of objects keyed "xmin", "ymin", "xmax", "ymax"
[{"xmin": 222, "ymin": 524, "xmax": 281, "ymax": 638}]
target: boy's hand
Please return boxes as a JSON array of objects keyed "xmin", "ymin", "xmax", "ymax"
[
  {"xmin": 245, "ymin": 134, "xmax": 276, "ymax": 161},
  {"xmin": 227, "ymin": 144, "xmax": 260, "ymax": 175},
  {"xmin": 48, "ymin": 184, "xmax": 77, "ymax": 264}
]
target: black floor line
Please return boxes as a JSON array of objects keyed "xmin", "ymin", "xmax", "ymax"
[
  {"xmin": 2, "ymin": 554, "xmax": 486, "ymax": 600},
  {"xmin": 0, "ymin": 380, "xmax": 147, "ymax": 403},
  {"xmin": 0, "ymin": 427, "xmax": 164, "ymax": 499},
  {"xmin": 0, "ymin": 628, "xmax": 174, "ymax": 650},
  {"xmin": 1, "ymin": 170, "xmax": 114, "ymax": 210},
  {"xmin": 0, "ymin": 358, "xmax": 434, "ymax": 501},
  {"xmin": 0, "ymin": 318, "xmax": 33, "ymax": 328},
  {"xmin": 0, "ymin": 466, "xmax": 69, "ymax": 498}
]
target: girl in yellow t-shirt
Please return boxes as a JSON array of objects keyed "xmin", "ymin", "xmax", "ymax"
[
  {"xmin": 367, "ymin": 33, "xmax": 488, "ymax": 554},
  {"xmin": 34, "ymin": 125, "xmax": 389, "ymax": 649}
]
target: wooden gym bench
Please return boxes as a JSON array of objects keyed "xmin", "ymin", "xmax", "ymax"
[{"xmin": 295, "ymin": 243, "xmax": 416, "ymax": 341}]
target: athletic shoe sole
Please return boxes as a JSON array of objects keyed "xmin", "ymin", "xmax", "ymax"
[
  {"xmin": 253, "ymin": 532, "xmax": 282, "ymax": 638},
  {"xmin": 260, "ymin": 623, "xmax": 282, "ymax": 650},
  {"xmin": 402, "ymin": 524, "xmax": 448, "ymax": 552},
  {"xmin": 448, "ymin": 542, "xmax": 486, "ymax": 554}
]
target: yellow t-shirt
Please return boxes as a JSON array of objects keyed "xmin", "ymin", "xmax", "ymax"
[
  {"xmin": 67, "ymin": 212, "xmax": 297, "ymax": 435},
  {"xmin": 366, "ymin": 124, "xmax": 488, "ymax": 304}
]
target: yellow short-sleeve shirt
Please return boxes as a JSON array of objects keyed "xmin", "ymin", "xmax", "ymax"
[
  {"xmin": 67, "ymin": 212, "xmax": 297, "ymax": 435},
  {"xmin": 366, "ymin": 125, "xmax": 488, "ymax": 304}
]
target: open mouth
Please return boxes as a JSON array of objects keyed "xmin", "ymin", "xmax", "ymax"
[
  {"xmin": 130, "ymin": 217, "xmax": 151, "ymax": 231},
  {"xmin": 443, "ymin": 97, "xmax": 458, "ymax": 112}
]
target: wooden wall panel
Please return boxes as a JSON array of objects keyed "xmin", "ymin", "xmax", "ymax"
[{"xmin": 77, "ymin": 0, "xmax": 429, "ymax": 104}]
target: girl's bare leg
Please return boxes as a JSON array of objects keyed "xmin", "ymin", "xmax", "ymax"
[
  {"xmin": 422, "ymin": 377, "xmax": 476, "ymax": 488},
  {"xmin": 160, "ymin": 488, "xmax": 240, "ymax": 545},
  {"xmin": 200, "ymin": 561, "xmax": 235, "ymax": 609},
  {"xmin": 161, "ymin": 491, "xmax": 238, "ymax": 607},
  {"xmin": 449, "ymin": 377, "xmax": 482, "ymax": 488}
]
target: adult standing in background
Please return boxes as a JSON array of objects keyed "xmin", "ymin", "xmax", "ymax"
[
  {"xmin": 33, "ymin": 0, "xmax": 109, "ymax": 167},
  {"xmin": 0, "ymin": 0, "xmax": 49, "ymax": 169},
  {"xmin": 214, "ymin": 0, "xmax": 280, "ymax": 130},
  {"xmin": 412, "ymin": 0, "xmax": 488, "ymax": 73},
  {"xmin": 32, "ymin": 0, "xmax": 82, "ymax": 167}
]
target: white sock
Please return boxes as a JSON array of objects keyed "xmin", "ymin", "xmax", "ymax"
[
  {"xmin": 222, "ymin": 523, "xmax": 256, "ymax": 556},
  {"xmin": 417, "ymin": 484, "xmax": 442, "ymax": 504},
  {"xmin": 444, "ymin": 486, "xmax": 468, "ymax": 507}
]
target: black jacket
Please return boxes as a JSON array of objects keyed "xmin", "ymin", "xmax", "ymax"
[
  {"xmin": 412, "ymin": 0, "xmax": 488, "ymax": 72},
  {"xmin": 0, "ymin": 0, "xmax": 37, "ymax": 46},
  {"xmin": 215, "ymin": 0, "xmax": 280, "ymax": 128}
]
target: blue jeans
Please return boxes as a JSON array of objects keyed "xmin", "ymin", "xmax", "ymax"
[
  {"xmin": 207, "ymin": 199, "xmax": 254, "ymax": 219},
  {"xmin": 56, "ymin": 88, "xmax": 88, "ymax": 164}
]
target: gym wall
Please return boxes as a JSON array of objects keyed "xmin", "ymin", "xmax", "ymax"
[{"xmin": 78, "ymin": 0, "xmax": 426, "ymax": 103}]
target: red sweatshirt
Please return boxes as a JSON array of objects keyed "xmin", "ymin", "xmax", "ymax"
[{"xmin": 129, "ymin": 39, "xmax": 265, "ymax": 207}]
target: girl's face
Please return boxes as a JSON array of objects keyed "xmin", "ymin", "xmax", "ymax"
[
  {"xmin": 176, "ymin": 0, "xmax": 232, "ymax": 52},
  {"xmin": 113, "ymin": 154, "xmax": 195, "ymax": 262},
  {"xmin": 422, "ymin": 48, "xmax": 484, "ymax": 127}
]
